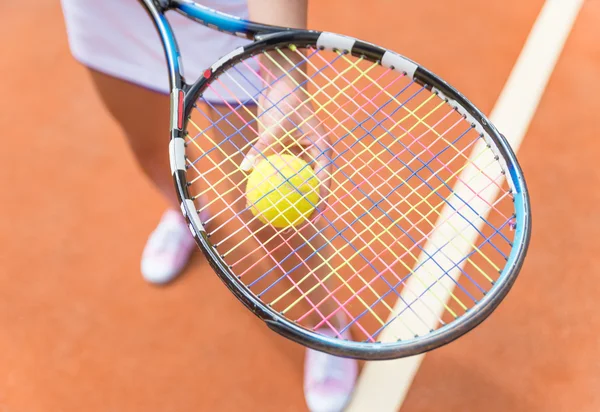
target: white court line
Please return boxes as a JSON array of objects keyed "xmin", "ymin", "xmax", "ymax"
[{"xmin": 346, "ymin": 0, "xmax": 584, "ymax": 410}]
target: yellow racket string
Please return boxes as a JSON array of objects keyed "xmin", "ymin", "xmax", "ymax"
[
  {"xmin": 337, "ymin": 53, "xmax": 502, "ymax": 274},
  {"xmin": 190, "ymin": 55, "xmax": 424, "ymax": 324},
  {"xmin": 188, "ymin": 48, "xmax": 374, "ymax": 182},
  {"xmin": 303, "ymin": 50, "xmax": 502, "ymax": 278},
  {"xmin": 277, "ymin": 144, "xmax": 500, "ymax": 319},
  {"xmin": 294, "ymin": 50, "xmax": 502, "ymax": 283},
  {"xmin": 187, "ymin": 50, "xmax": 369, "ymax": 223},
  {"xmin": 184, "ymin": 138, "xmax": 338, "ymax": 307},
  {"xmin": 281, "ymin": 155, "xmax": 502, "ymax": 338},
  {"xmin": 195, "ymin": 48, "xmax": 477, "ymax": 325},
  {"xmin": 184, "ymin": 47, "xmax": 509, "ymax": 339},
  {"xmin": 186, "ymin": 119, "xmax": 328, "ymax": 253},
  {"xmin": 185, "ymin": 87, "xmax": 391, "ymax": 328},
  {"xmin": 269, "ymin": 50, "xmax": 479, "ymax": 314},
  {"xmin": 184, "ymin": 155, "xmax": 351, "ymax": 334},
  {"xmin": 196, "ymin": 64, "xmax": 482, "ymax": 324},
  {"xmin": 242, "ymin": 53, "xmax": 464, "ymax": 322},
  {"xmin": 191, "ymin": 48, "xmax": 390, "ymax": 214},
  {"xmin": 204, "ymin": 72, "xmax": 359, "ymax": 248}
]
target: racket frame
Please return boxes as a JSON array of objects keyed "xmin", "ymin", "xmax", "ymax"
[{"xmin": 139, "ymin": 0, "xmax": 531, "ymax": 360}]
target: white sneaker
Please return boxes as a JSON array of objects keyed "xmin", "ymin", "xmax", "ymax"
[
  {"xmin": 304, "ymin": 328, "xmax": 358, "ymax": 412},
  {"xmin": 140, "ymin": 209, "xmax": 197, "ymax": 285}
]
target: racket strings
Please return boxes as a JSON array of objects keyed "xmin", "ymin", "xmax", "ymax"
[
  {"xmin": 310, "ymin": 50, "xmax": 514, "ymax": 265},
  {"xmin": 298, "ymin": 131, "xmax": 486, "ymax": 327},
  {"xmin": 274, "ymin": 49, "xmax": 511, "ymax": 266},
  {"xmin": 195, "ymin": 50, "xmax": 500, "ymax": 334},
  {"xmin": 251, "ymin": 52, "xmax": 482, "ymax": 309},
  {"xmin": 340, "ymin": 162, "xmax": 512, "ymax": 337},
  {"xmin": 187, "ymin": 59, "xmax": 392, "ymax": 337},
  {"xmin": 188, "ymin": 53, "xmax": 437, "ymax": 336},
  {"xmin": 298, "ymin": 141, "xmax": 507, "ymax": 333},
  {"xmin": 253, "ymin": 50, "xmax": 510, "ymax": 324},
  {"xmin": 204, "ymin": 112, "xmax": 486, "ymax": 338},
  {"xmin": 307, "ymin": 50, "xmax": 513, "ymax": 260},
  {"xmin": 232, "ymin": 53, "xmax": 465, "ymax": 334},
  {"xmin": 183, "ymin": 45, "xmax": 515, "ymax": 342},
  {"xmin": 186, "ymin": 116, "xmax": 352, "ymax": 337}
]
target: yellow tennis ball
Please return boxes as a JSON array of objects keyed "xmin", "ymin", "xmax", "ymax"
[{"xmin": 245, "ymin": 154, "xmax": 319, "ymax": 228}]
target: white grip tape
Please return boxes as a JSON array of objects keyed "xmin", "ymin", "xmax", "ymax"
[
  {"xmin": 381, "ymin": 51, "xmax": 418, "ymax": 79},
  {"xmin": 170, "ymin": 89, "xmax": 180, "ymax": 131},
  {"xmin": 210, "ymin": 46, "xmax": 244, "ymax": 72},
  {"xmin": 169, "ymin": 137, "xmax": 185, "ymax": 174},
  {"xmin": 316, "ymin": 32, "xmax": 356, "ymax": 52},
  {"xmin": 183, "ymin": 199, "xmax": 204, "ymax": 233}
]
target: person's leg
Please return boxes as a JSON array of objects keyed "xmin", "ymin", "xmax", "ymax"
[
  {"xmin": 88, "ymin": 69, "xmax": 176, "ymax": 206},
  {"xmin": 88, "ymin": 68, "xmax": 196, "ymax": 284},
  {"xmin": 206, "ymin": 105, "xmax": 357, "ymax": 412}
]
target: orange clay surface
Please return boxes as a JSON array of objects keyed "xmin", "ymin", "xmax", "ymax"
[{"xmin": 1, "ymin": 1, "xmax": 599, "ymax": 411}]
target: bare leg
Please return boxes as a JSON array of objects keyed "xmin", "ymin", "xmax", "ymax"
[
  {"xmin": 87, "ymin": 69, "xmax": 195, "ymax": 284},
  {"xmin": 88, "ymin": 69, "xmax": 343, "ymax": 311},
  {"xmin": 88, "ymin": 69, "xmax": 177, "ymax": 207}
]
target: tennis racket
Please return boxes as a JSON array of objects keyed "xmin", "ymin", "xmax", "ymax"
[{"xmin": 140, "ymin": 0, "xmax": 531, "ymax": 360}]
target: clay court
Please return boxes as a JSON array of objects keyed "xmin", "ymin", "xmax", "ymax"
[{"xmin": 1, "ymin": 0, "xmax": 599, "ymax": 411}]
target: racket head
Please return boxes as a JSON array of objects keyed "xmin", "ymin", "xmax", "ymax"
[{"xmin": 171, "ymin": 30, "xmax": 531, "ymax": 360}]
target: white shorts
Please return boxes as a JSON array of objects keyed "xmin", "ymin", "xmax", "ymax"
[{"xmin": 60, "ymin": 0, "xmax": 260, "ymax": 102}]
